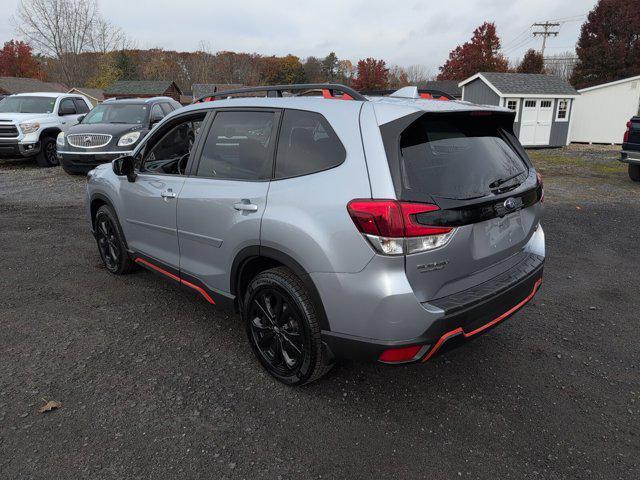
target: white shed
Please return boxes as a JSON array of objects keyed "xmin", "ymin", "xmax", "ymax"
[{"xmin": 570, "ymin": 75, "xmax": 640, "ymax": 144}]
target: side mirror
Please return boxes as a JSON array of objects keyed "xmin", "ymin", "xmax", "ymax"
[
  {"xmin": 76, "ymin": 114, "xmax": 86, "ymax": 124},
  {"xmin": 112, "ymin": 155, "xmax": 136, "ymax": 182}
]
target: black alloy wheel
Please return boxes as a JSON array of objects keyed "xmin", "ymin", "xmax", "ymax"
[
  {"xmin": 94, "ymin": 205, "xmax": 135, "ymax": 275},
  {"xmin": 249, "ymin": 288, "xmax": 306, "ymax": 376},
  {"xmin": 243, "ymin": 267, "xmax": 332, "ymax": 385}
]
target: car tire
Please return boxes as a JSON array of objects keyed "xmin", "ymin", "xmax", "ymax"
[
  {"xmin": 35, "ymin": 135, "xmax": 59, "ymax": 168},
  {"xmin": 629, "ymin": 164, "xmax": 640, "ymax": 182},
  {"xmin": 94, "ymin": 205, "xmax": 136, "ymax": 275},
  {"xmin": 243, "ymin": 267, "xmax": 333, "ymax": 385}
]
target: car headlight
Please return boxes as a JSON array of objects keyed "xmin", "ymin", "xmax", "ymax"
[
  {"xmin": 19, "ymin": 122, "xmax": 40, "ymax": 134},
  {"xmin": 56, "ymin": 131, "xmax": 65, "ymax": 147},
  {"xmin": 117, "ymin": 131, "xmax": 141, "ymax": 147}
]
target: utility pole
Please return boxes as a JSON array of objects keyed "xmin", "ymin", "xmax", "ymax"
[{"xmin": 533, "ymin": 22, "xmax": 560, "ymax": 57}]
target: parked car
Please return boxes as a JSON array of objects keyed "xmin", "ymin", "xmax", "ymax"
[
  {"xmin": 86, "ymin": 84, "xmax": 545, "ymax": 385},
  {"xmin": 0, "ymin": 92, "xmax": 92, "ymax": 167},
  {"xmin": 621, "ymin": 117, "xmax": 640, "ymax": 182},
  {"xmin": 57, "ymin": 96, "xmax": 182, "ymax": 174}
]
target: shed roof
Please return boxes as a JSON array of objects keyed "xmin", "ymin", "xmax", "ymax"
[
  {"xmin": 460, "ymin": 72, "xmax": 579, "ymax": 97},
  {"xmin": 68, "ymin": 87, "xmax": 104, "ymax": 101},
  {"xmin": 0, "ymin": 76, "xmax": 67, "ymax": 94},
  {"xmin": 104, "ymin": 80, "xmax": 181, "ymax": 95}
]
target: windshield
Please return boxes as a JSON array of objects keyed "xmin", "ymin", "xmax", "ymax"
[
  {"xmin": 82, "ymin": 104, "xmax": 148, "ymax": 125},
  {"xmin": 0, "ymin": 96, "xmax": 56, "ymax": 114},
  {"xmin": 398, "ymin": 114, "xmax": 528, "ymax": 201}
]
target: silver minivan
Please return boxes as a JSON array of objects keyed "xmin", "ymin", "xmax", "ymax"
[{"xmin": 86, "ymin": 84, "xmax": 545, "ymax": 385}]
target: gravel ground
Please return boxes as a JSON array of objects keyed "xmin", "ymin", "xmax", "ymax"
[{"xmin": 0, "ymin": 147, "xmax": 638, "ymax": 479}]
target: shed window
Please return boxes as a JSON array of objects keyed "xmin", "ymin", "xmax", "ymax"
[
  {"xmin": 540, "ymin": 100, "xmax": 552, "ymax": 109},
  {"xmin": 556, "ymin": 99, "xmax": 569, "ymax": 122},
  {"xmin": 505, "ymin": 99, "xmax": 519, "ymax": 121},
  {"xmin": 524, "ymin": 100, "xmax": 536, "ymax": 108}
]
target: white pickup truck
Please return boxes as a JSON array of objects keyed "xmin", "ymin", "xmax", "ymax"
[{"xmin": 0, "ymin": 92, "xmax": 92, "ymax": 167}]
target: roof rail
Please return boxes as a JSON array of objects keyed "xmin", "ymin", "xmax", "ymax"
[
  {"xmin": 361, "ymin": 88, "xmax": 455, "ymax": 101},
  {"xmin": 194, "ymin": 83, "xmax": 367, "ymax": 103}
]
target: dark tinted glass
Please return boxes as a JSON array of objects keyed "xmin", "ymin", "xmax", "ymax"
[
  {"xmin": 399, "ymin": 115, "xmax": 527, "ymax": 201},
  {"xmin": 197, "ymin": 111, "xmax": 275, "ymax": 181},
  {"xmin": 160, "ymin": 103, "xmax": 174, "ymax": 115},
  {"xmin": 275, "ymin": 110, "xmax": 345, "ymax": 178},
  {"xmin": 73, "ymin": 98, "xmax": 90, "ymax": 113},
  {"xmin": 150, "ymin": 104, "xmax": 164, "ymax": 121},
  {"xmin": 141, "ymin": 115, "xmax": 204, "ymax": 175},
  {"xmin": 59, "ymin": 98, "xmax": 77, "ymax": 114}
]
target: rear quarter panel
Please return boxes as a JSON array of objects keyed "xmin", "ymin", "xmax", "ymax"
[{"xmin": 260, "ymin": 102, "xmax": 374, "ymax": 274}]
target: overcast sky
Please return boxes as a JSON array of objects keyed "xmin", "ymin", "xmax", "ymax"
[{"xmin": 1, "ymin": 0, "xmax": 597, "ymax": 73}]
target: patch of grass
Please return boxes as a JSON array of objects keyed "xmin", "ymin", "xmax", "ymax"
[{"xmin": 527, "ymin": 150, "xmax": 625, "ymax": 176}]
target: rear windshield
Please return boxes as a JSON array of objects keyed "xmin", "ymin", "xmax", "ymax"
[
  {"xmin": 82, "ymin": 104, "xmax": 148, "ymax": 125},
  {"xmin": 398, "ymin": 114, "xmax": 527, "ymax": 201}
]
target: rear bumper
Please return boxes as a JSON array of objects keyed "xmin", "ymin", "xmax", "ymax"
[
  {"xmin": 0, "ymin": 140, "xmax": 40, "ymax": 158},
  {"xmin": 321, "ymin": 253, "xmax": 544, "ymax": 363},
  {"xmin": 58, "ymin": 150, "xmax": 132, "ymax": 172},
  {"xmin": 620, "ymin": 150, "xmax": 640, "ymax": 165}
]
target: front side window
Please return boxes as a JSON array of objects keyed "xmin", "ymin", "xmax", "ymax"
[
  {"xmin": 398, "ymin": 114, "xmax": 528, "ymax": 201},
  {"xmin": 0, "ymin": 96, "xmax": 56, "ymax": 114},
  {"xmin": 140, "ymin": 114, "xmax": 205, "ymax": 175},
  {"xmin": 59, "ymin": 98, "xmax": 77, "ymax": 115},
  {"xmin": 275, "ymin": 110, "xmax": 346, "ymax": 179},
  {"xmin": 556, "ymin": 99, "xmax": 569, "ymax": 121},
  {"xmin": 196, "ymin": 111, "xmax": 276, "ymax": 181}
]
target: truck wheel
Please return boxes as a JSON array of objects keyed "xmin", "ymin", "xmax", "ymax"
[
  {"xmin": 629, "ymin": 164, "xmax": 640, "ymax": 182},
  {"xmin": 35, "ymin": 135, "xmax": 59, "ymax": 168},
  {"xmin": 243, "ymin": 267, "xmax": 333, "ymax": 385}
]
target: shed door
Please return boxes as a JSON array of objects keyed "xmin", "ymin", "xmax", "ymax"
[{"xmin": 519, "ymin": 99, "xmax": 553, "ymax": 146}]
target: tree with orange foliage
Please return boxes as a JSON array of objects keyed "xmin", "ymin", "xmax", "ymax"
[
  {"xmin": 438, "ymin": 22, "xmax": 509, "ymax": 80},
  {"xmin": 0, "ymin": 40, "xmax": 43, "ymax": 79},
  {"xmin": 352, "ymin": 58, "xmax": 389, "ymax": 90}
]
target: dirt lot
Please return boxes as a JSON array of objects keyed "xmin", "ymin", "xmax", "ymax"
[{"xmin": 0, "ymin": 146, "xmax": 638, "ymax": 479}]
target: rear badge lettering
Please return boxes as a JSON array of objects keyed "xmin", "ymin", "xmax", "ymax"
[{"xmin": 417, "ymin": 260, "xmax": 449, "ymax": 273}]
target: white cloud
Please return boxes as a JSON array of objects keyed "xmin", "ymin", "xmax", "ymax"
[{"xmin": 1, "ymin": 0, "xmax": 595, "ymax": 72}]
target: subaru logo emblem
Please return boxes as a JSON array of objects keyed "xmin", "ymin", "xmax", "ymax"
[{"xmin": 504, "ymin": 198, "xmax": 517, "ymax": 211}]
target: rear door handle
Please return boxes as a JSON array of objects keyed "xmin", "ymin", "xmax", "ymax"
[
  {"xmin": 161, "ymin": 189, "xmax": 177, "ymax": 199},
  {"xmin": 234, "ymin": 200, "xmax": 258, "ymax": 212}
]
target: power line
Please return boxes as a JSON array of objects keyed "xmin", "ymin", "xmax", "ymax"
[
  {"xmin": 503, "ymin": 35, "xmax": 536, "ymax": 55},
  {"xmin": 533, "ymin": 21, "xmax": 560, "ymax": 56}
]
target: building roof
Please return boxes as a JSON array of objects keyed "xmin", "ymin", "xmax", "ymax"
[
  {"xmin": 192, "ymin": 83, "xmax": 244, "ymax": 100},
  {"xmin": 0, "ymin": 76, "xmax": 68, "ymax": 94},
  {"xmin": 577, "ymin": 74, "xmax": 640, "ymax": 93},
  {"xmin": 417, "ymin": 80, "xmax": 462, "ymax": 98},
  {"xmin": 68, "ymin": 87, "xmax": 104, "ymax": 101},
  {"xmin": 104, "ymin": 80, "xmax": 181, "ymax": 96},
  {"xmin": 459, "ymin": 72, "xmax": 579, "ymax": 97}
]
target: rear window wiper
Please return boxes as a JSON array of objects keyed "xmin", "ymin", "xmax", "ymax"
[{"xmin": 489, "ymin": 170, "xmax": 525, "ymax": 190}]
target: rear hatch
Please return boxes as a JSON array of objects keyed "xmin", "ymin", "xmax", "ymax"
[{"xmin": 380, "ymin": 110, "xmax": 543, "ymax": 302}]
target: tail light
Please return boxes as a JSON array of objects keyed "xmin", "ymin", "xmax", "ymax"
[
  {"xmin": 379, "ymin": 345, "xmax": 425, "ymax": 363},
  {"xmin": 347, "ymin": 199, "xmax": 455, "ymax": 255},
  {"xmin": 623, "ymin": 121, "xmax": 631, "ymax": 143},
  {"xmin": 536, "ymin": 172, "xmax": 544, "ymax": 203}
]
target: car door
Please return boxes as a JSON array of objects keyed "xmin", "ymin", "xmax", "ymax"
[
  {"xmin": 57, "ymin": 98, "xmax": 83, "ymax": 132},
  {"xmin": 177, "ymin": 109, "xmax": 280, "ymax": 294},
  {"xmin": 119, "ymin": 111, "xmax": 207, "ymax": 269}
]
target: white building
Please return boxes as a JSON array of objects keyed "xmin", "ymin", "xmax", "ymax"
[{"xmin": 570, "ymin": 75, "xmax": 640, "ymax": 145}]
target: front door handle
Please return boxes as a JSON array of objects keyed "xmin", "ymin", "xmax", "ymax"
[
  {"xmin": 161, "ymin": 189, "xmax": 177, "ymax": 199},
  {"xmin": 234, "ymin": 200, "xmax": 258, "ymax": 212}
]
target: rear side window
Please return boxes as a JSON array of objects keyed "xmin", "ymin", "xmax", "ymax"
[
  {"xmin": 160, "ymin": 103, "xmax": 174, "ymax": 115},
  {"xmin": 398, "ymin": 114, "xmax": 527, "ymax": 201},
  {"xmin": 73, "ymin": 98, "xmax": 90, "ymax": 113},
  {"xmin": 196, "ymin": 111, "xmax": 276, "ymax": 181},
  {"xmin": 275, "ymin": 110, "xmax": 345, "ymax": 179}
]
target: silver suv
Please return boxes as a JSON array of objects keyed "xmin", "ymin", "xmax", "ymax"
[{"xmin": 86, "ymin": 84, "xmax": 545, "ymax": 385}]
